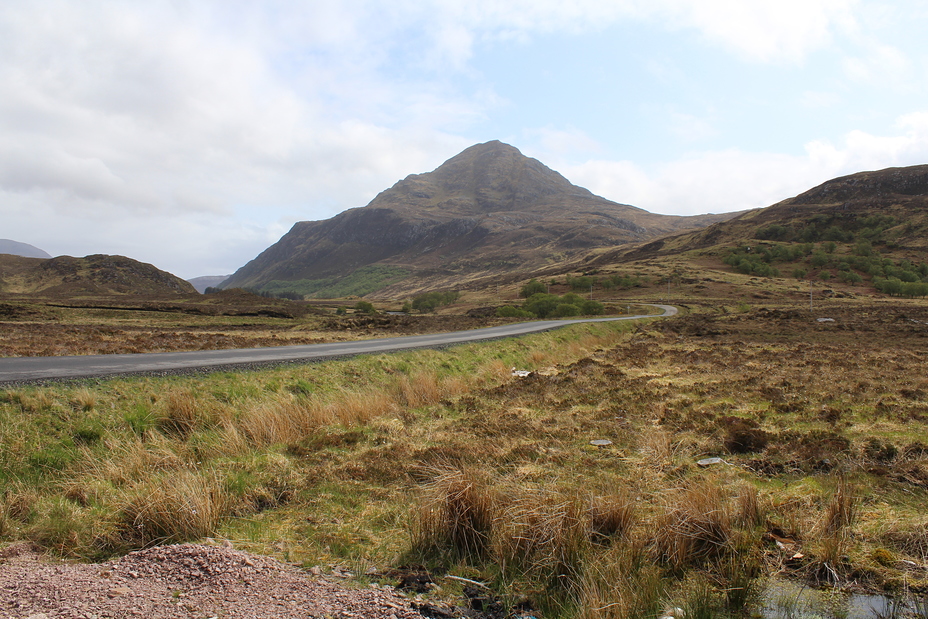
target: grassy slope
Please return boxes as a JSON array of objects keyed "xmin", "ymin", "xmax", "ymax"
[{"xmin": 2, "ymin": 303, "xmax": 927, "ymax": 617}]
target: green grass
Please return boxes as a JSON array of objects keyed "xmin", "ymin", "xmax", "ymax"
[
  {"xmin": 262, "ymin": 265, "xmax": 410, "ymax": 298},
  {"xmin": 2, "ymin": 307, "xmax": 928, "ymax": 616}
]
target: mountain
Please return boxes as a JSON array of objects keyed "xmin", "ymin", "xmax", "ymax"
[
  {"xmin": 187, "ymin": 275, "xmax": 231, "ymax": 294},
  {"xmin": 0, "ymin": 239, "xmax": 51, "ymax": 259},
  {"xmin": 0, "ymin": 254, "xmax": 197, "ymax": 296},
  {"xmin": 222, "ymin": 141, "xmax": 739, "ymax": 296},
  {"xmin": 589, "ymin": 163, "xmax": 928, "ymax": 265}
]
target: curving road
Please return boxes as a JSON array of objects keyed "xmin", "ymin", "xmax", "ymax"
[{"xmin": 0, "ymin": 305, "xmax": 677, "ymax": 384}]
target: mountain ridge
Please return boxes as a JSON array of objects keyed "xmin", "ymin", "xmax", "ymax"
[
  {"xmin": 222, "ymin": 141, "xmax": 739, "ymax": 295},
  {"xmin": 0, "ymin": 239, "xmax": 51, "ymax": 259},
  {"xmin": 586, "ymin": 163, "xmax": 928, "ymax": 267}
]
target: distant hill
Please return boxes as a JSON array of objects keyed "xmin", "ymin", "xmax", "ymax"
[
  {"xmin": 187, "ymin": 275, "xmax": 232, "ymax": 294},
  {"xmin": 0, "ymin": 254, "xmax": 197, "ymax": 296},
  {"xmin": 594, "ymin": 164, "xmax": 928, "ymax": 260},
  {"xmin": 222, "ymin": 141, "xmax": 740, "ymax": 297},
  {"xmin": 0, "ymin": 239, "xmax": 51, "ymax": 259}
]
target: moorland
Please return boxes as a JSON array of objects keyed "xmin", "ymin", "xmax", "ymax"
[{"xmin": 1, "ymin": 261, "xmax": 927, "ymax": 618}]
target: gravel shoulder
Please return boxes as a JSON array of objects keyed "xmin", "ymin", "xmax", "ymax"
[{"xmin": 1, "ymin": 543, "xmax": 422, "ymax": 619}]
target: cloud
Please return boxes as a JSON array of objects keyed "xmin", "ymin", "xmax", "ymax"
[
  {"xmin": 412, "ymin": 0, "xmax": 859, "ymax": 64},
  {"xmin": 565, "ymin": 110, "xmax": 928, "ymax": 215},
  {"xmin": 0, "ymin": 0, "xmax": 918, "ymax": 280},
  {"xmin": 653, "ymin": 0, "xmax": 859, "ymax": 63}
]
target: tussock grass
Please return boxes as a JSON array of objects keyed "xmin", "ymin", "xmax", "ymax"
[
  {"xmin": 117, "ymin": 470, "xmax": 229, "ymax": 548},
  {"xmin": 821, "ymin": 476, "xmax": 857, "ymax": 534},
  {"xmin": 494, "ymin": 490, "xmax": 590, "ymax": 591},
  {"xmin": 155, "ymin": 390, "xmax": 209, "ymax": 438},
  {"xmin": 577, "ymin": 543, "xmax": 664, "ymax": 619},
  {"xmin": 654, "ymin": 483, "xmax": 732, "ymax": 570},
  {"xmin": 589, "ymin": 492, "xmax": 636, "ymax": 542},
  {"xmin": 412, "ymin": 468, "xmax": 496, "ymax": 562}
]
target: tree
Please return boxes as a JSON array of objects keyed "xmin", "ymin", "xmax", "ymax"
[
  {"xmin": 523, "ymin": 293, "xmax": 560, "ymax": 318},
  {"xmin": 354, "ymin": 300, "xmax": 375, "ymax": 314},
  {"xmin": 520, "ymin": 279, "xmax": 546, "ymax": 298}
]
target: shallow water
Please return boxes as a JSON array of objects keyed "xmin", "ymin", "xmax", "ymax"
[{"xmin": 761, "ymin": 580, "xmax": 922, "ymax": 619}]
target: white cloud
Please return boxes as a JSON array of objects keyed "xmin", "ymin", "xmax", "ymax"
[
  {"xmin": 566, "ymin": 109, "xmax": 928, "ymax": 216},
  {"xmin": 654, "ymin": 0, "xmax": 859, "ymax": 63},
  {"xmin": 842, "ymin": 40, "xmax": 911, "ymax": 86}
]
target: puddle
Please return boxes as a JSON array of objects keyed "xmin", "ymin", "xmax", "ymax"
[{"xmin": 761, "ymin": 579, "xmax": 926, "ymax": 619}]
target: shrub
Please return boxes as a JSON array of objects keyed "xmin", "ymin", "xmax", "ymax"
[
  {"xmin": 566, "ymin": 275, "xmax": 596, "ymax": 291},
  {"xmin": 523, "ymin": 293, "xmax": 561, "ymax": 318},
  {"xmin": 353, "ymin": 300, "xmax": 376, "ymax": 314},
  {"xmin": 497, "ymin": 305, "xmax": 534, "ymax": 318},
  {"xmin": 411, "ymin": 291, "xmax": 459, "ymax": 313},
  {"xmin": 553, "ymin": 303, "xmax": 580, "ymax": 317},
  {"xmin": 520, "ymin": 279, "xmax": 546, "ymax": 298}
]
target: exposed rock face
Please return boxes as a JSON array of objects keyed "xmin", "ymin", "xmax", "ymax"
[{"xmin": 222, "ymin": 141, "xmax": 735, "ymax": 293}]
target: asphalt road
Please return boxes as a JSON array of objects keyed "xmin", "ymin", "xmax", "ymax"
[{"xmin": 0, "ymin": 305, "xmax": 677, "ymax": 384}]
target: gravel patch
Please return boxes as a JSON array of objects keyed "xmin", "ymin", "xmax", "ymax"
[{"xmin": 0, "ymin": 543, "xmax": 422, "ymax": 619}]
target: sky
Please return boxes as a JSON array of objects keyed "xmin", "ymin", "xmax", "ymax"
[{"xmin": 3, "ymin": 1, "xmax": 928, "ymax": 279}]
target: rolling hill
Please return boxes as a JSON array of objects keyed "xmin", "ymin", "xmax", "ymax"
[
  {"xmin": 221, "ymin": 141, "xmax": 740, "ymax": 297},
  {"xmin": 591, "ymin": 164, "xmax": 928, "ymax": 263},
  {"xmin": 0, "ymin": 254, "xmax": 197, "ymax": 296},
  {"xmin": 0, "ymin": 240, "xmax": 51, "ymax": 259}
]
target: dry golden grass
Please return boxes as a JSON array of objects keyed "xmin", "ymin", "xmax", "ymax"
[
  {"xmin": 577, "ymin": 543, "xmax": 664, "ymax": 619},
  {"xmin": 493, "ymin": 490, "xmax": 590, "ymax": 588},
  {"xmin": 589, "ymin": 492, "xmax": 637, "ymax": 542},
  {"xmin": 397, "ymin": 370, "xmax": 443, "ymax": 408},
  {"xmin": 734, "ymin": 483, "xmax": 764, "ymax": 530},
  {"xmin": 412, "ymin": 467, "xmax": 496, "ymax": 561},
  {"xmin": 69, "ymin": 389, "xmax": 96, "ymax": 412},
  {"xmin": 821, "ymin": 476, "xmax": 857, "ymax": 534},
  {"xmin": 117, "ymin": 470, "xmax": 229, "ymax": 548},
  {"xmin": 653, "ymin": 483, "xmax": 732, "ymax": 570}
]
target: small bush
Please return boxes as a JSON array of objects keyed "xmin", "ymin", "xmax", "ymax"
[
  {"xmin": 520, "ymin": 279, "xmax": 546, "ymax": 298},
  {"xmin": 497, "ymin": 305, "xmax": 534, "ymax": 318},
  {"xmin": 354, "ymin": 300, "xmax": 376, "ymax": 314},
  {"xmin": 553, "ymin": 303, "xmax": 580, "ymax": 317},
  {"xmin": 411, "ymin": 291, "xmax": 459, "ymax": 313}
]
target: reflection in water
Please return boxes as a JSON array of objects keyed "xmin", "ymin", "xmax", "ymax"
[{"xmin": 761, "ymin": 579, "xmax": 920, "ymax": 619}]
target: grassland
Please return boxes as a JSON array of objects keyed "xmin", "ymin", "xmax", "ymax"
[{"xmin": 2, "ymin": 295, "xmax": 927, "ymax": 617}]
